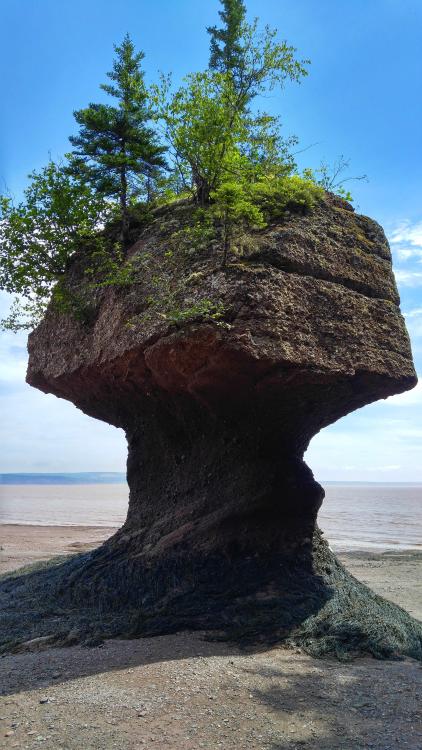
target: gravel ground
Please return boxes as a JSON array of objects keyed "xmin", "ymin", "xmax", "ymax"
[
  {"xmin": 0, "ymin": 528, "xmax": 421, "ymax": 749},
  {"xmin": 1, "ymin": 633, "xmax": 422, "ymax": 750}
]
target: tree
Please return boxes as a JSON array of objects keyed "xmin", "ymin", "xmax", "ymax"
[
  {"xmin": 154, "ymin": 3, "xmax": 308, "ymax": 206},
  {"xmin": 211, "ymin": 179, "xmax": 265, "ymax": 266},
  {"xmin": 68, "ymin": 34, "xmax": 166, "ymax": 245},
  {"xmin": 153, "ymin": 66, "xmax": 301, "ymax": 206},
  {"xmin": 207, "ymin": 0, "xmax": 247, "ymax": 79},
  {"xmin": 0, "ymin": 162, "xmax": 109, "ymax": 330},
  {"xmin": 153, "ymin": 71, "xmax": 246, "ymax": 205},
  {"xmin": 303, "ymin": 156, "xmax": 368, "ymax": 202},
  {"xmin": 208, "ymin": 0, "xmax": 309, "ymax": 109}
]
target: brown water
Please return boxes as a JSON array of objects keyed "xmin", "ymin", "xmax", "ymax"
[
  {"xmin": 0, "ymin": 482, "xmax": 421, "ymax": 552},
  {"xmin": 321, "ymin": 483, "xmax": 422, "ymax": 551}
]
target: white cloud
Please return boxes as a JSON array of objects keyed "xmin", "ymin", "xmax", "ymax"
[
  {"xmin": 405, "ymin": 307, "xmax": 422, "ymax": 318},
  {"xmin": 390, "ymin": 220, "xmax": 422, "ymax": 249},
  {"xmin": 0, "ymin": 358, "xmax": 27, "ymax": 383},
  {"xmin": 394, "ymin": 269, "xmax": 422, "ymax": 287},
  {"xmin": 389, "ymin": 220, "xmax": 422, "ymax": 262},
  {"xmin": 403, "ymin": 308, "xmax": 422, "ymax": 339},
  {"xmin": 335, "ymin": 463, "xmax": 400, "ymax": 472}
]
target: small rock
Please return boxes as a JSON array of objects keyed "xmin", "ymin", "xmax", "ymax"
[{"xmin": 39, "ymin": 698, "xmax": 50, "ymax": 705}]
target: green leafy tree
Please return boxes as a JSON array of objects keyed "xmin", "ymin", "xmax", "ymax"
[
  {"xmin": 154, "ymin": 2, "xmax": 308, "ymax": 206},
  {"xmin": 0, "ymin": 162, "xmax": 109, "ymax": 330},
  {"xmin": 153, "ymin": 71, "xmax": 299, "ymax": 206},
  {"xmin": 68, "ymin": 34, "xmax": 166, "ymax": 245},
  {"xmin": 153, "ymin": 71, "xmax": 247, "ymax": 204}
]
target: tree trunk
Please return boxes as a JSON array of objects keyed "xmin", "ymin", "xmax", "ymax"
[{"xmin": 120, "ymin": 160, "xmax": 129, "ymax": 247}]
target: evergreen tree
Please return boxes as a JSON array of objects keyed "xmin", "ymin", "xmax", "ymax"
[
  {"xmin": 207, "ymin": 0, "xmax": 247, "ymax": 81},
  {"xmin": 68, "ymin": 34, "xmax": 166, "ymax": 245},
  {"xmin": 207, "ymin": 0, "xmax": 308, "ymax": 109}
]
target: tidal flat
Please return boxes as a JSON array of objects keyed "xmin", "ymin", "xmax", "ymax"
[{"xmin": 0, "ymin": 525, "xmax": 421, "ymax": 750}]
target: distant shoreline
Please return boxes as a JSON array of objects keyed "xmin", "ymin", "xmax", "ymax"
[
  {"xmin": 0, "ymin": 473, "xmax": 127, "ymax": 485},
  {"xmin": 2, "ymin": 473, "xmax": 422, "ymax": 486}
]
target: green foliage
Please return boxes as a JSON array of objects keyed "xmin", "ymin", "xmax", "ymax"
[
  {"xmin": 211, "ymin": 180, "xmax": 265, "ymax": 265},
  {"xmin": 208, "ymin": 0, "xmax": 247, "ymax": 77},
  {"xmin": 68, "ymin": 34, "xmax": 166, "ymax": 243},
  {"xmin": 0, "ymin": 4, "xmax": 356, "ymax": 335},
  {"xmin": 83, "ymin": 242, "xmax": 137, "ymax": 288},
  {"xmin": 153, "ymin": 1, "xmax": 308, "ymax": 206},
  {"xmin": 152, "ymin": 69, "xmax": 299, "ymax": 205},
  {"xmin": 0, "ymin": 297, "xmax": 49, "ymax": 333},
  {"xmin": 209, "ymin": 175, "xmax": 323, "ymax": 265},
  {"xmin": 163, "ymin": 298, "xmax": 225, "ymax": 325},
  {"xmin": 152, "ymin": 71, "xmax": 239, "ymax": 203},
  {"xmin": 251, "ymin": 175, "xmax": 324, "ymax": 218},
  {"xmin": 208, "ymin": 0, "xmax": 309, "ymax": 106},
  {"xmin": 166, "ymin": 209, "xmax": 217, "ymax": 256},
  {"xmin": 0, "ymin": 162, "xmax": 109, "ymax": 331}
]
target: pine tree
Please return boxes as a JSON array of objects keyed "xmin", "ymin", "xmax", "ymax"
[
  {"xmin": 68, "ymin": 34, "xmax": 166, "ymax": 245},
  {"xmin": 207, "ymin": 1, "xmax": 308, "ymax": 110},
  {"xmin": 207, "ymin": 0, "xmax": 247, "ymax": 82}
]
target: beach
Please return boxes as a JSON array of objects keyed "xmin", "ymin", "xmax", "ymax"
[
  {"xmin": 1, "ymin": 488, "xmax": 421, "ymax": 750},
  {"xmin": 0, "ymin": 524, "xmax": 422, "ymax": 750}
]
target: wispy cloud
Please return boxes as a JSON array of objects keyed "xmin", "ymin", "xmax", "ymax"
[
  {"xmin": 394, "ymin": 269, "xmax": 422, "ymax": 287},
  {"xmin": 404, "ymin": 308, "xmax": 422, "ymax": 339},
  {"xmin": 336, "ymin": 464, "xmax": 401, "ymax": 472},
  {"xmin": 405, "ymin": 307, "xmax": 422, "ymax": 318},
  {"xmin": 389, "ymin": 219, "xmax": 422, "ymax": 261}
]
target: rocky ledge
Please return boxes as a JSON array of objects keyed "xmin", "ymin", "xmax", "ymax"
[{"xmin": 1, "ymin": 193, "xmax": 421, "ymax": 659}]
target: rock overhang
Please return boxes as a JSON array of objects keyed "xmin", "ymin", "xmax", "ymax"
[{"xmin": 26, "ymin": 193, "xmax": 416, "ymax": 436}]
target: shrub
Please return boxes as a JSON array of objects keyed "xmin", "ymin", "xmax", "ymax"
[{"xmin": 251, "ymin": 174, "xmax": 324, "ymax": 219}]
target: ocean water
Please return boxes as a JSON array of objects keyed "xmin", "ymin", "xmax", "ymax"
[
  {"xmin": 0, "ymin": 476, "xmax": 421, "ymax": 551},
  {"xmin": 0, "ymin": 482, "xmax": 128, "ymax": 528},
  {"xmin": 321, "ymin": 483, "xmax": 422, "ymax": 551}
]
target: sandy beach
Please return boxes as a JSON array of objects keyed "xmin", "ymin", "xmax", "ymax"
[
  {"xmin": 0, "ymin": 525, "xmax": 421, "ymax": 750},
  {"xmin": 0, "ymin": 525, "xmax": 118, "ymax": 576}
]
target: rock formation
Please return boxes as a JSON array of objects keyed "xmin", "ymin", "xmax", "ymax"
[{"xmin": 1, "ymin": 194, "xmax": 421, "ymax": 659}]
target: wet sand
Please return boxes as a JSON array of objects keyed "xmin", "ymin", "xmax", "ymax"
[
  {"xmin": 0, "ymin": 524, "xmax": 117, "ymax": 575},
  {"xmin": 0, "ymin": 525, "xmax": 421, "ymax": 750}
]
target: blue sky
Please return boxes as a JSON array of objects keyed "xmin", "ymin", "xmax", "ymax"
[{"xmin": 1, "ymin": 0, "xmax": 422, "ymax": 480}]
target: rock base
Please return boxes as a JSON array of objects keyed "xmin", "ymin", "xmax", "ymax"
[{"xmin": 1, "ymin": 530, "xmax": 421, "ymax": 661}]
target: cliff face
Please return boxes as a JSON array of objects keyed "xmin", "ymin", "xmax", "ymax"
[{"xmin": 18, "ymin": 194, "xmax": 421, "ymax": 658}]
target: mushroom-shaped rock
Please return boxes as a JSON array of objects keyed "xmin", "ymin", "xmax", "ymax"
[{"xmin": 3, "ymin": 195, "xmax": 421, "ymax": 659}]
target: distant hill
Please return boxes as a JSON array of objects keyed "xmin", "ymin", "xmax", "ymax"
[{"xmin": 0, "ymin": 473, "xmax": 127, "ymax": 485}]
